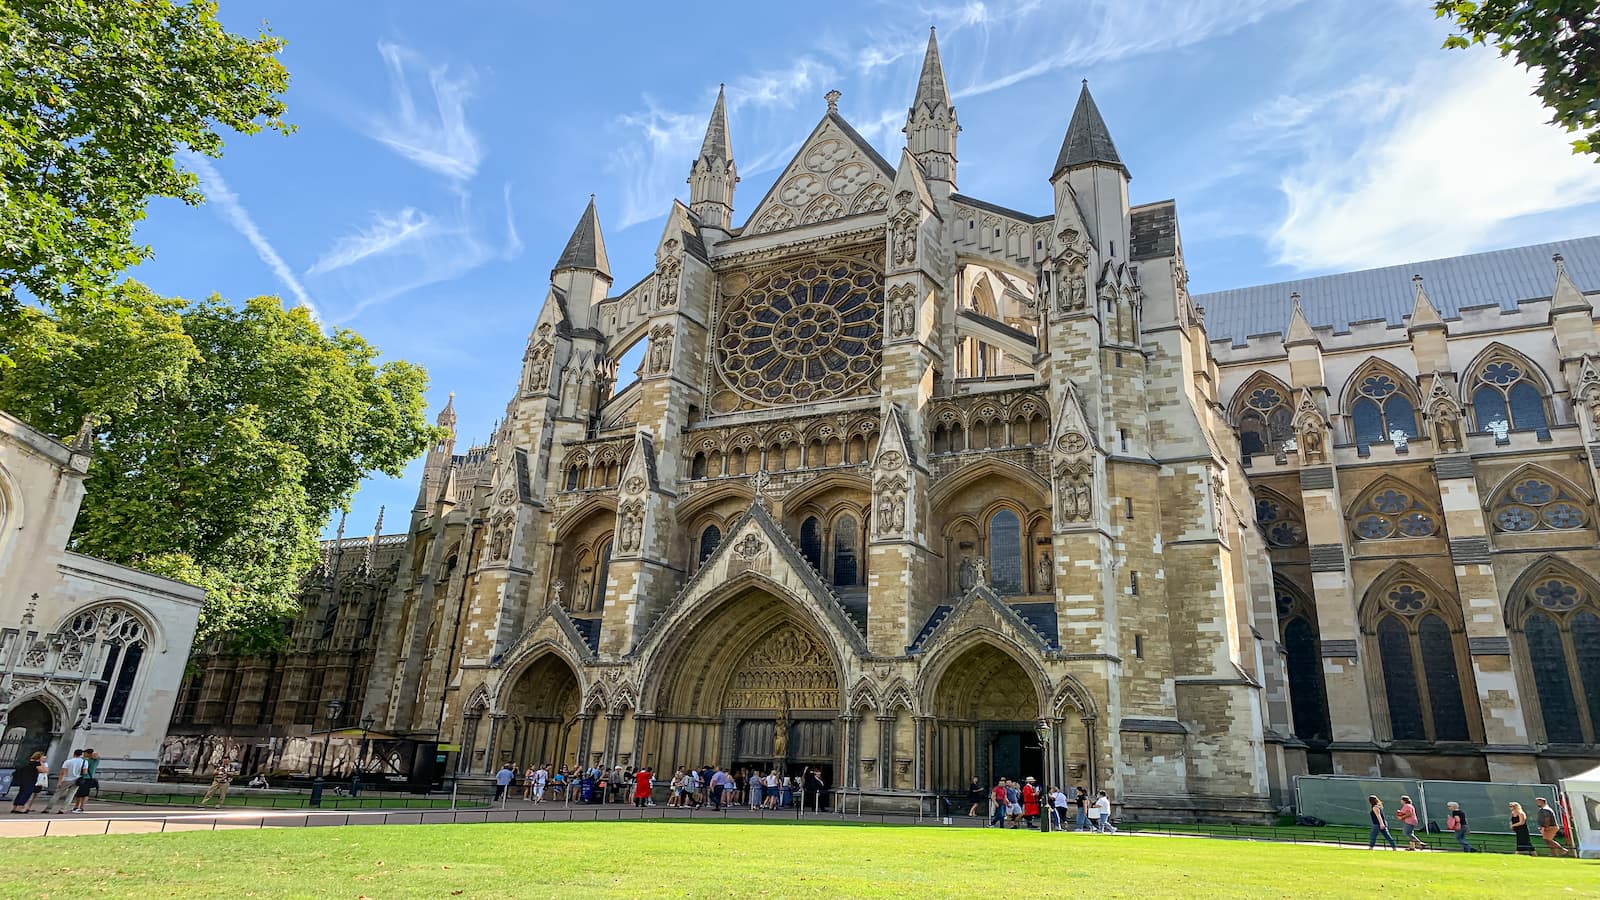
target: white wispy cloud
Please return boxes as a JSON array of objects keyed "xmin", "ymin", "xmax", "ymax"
[
  {"xmin": 181, "ymin": 151, "xmax": 319, "ymax": 319},
  {"xmin": 1270, "ymin": 50, "xmax": 1600, "ymax": 271},
  {"xmin": 606, "ymin": 0, "xmax": 1305, "ymax": 229},
  {"xmin": 369, "ymin": 41, "xmax": 482, "ymax": 181},
  {"xmin": 320, "ymin": 186, "xmax": 521, "ymax": 324},
  {"xmin": 307, "ymin": 207, "xmax": 433, "ymax": 275}
]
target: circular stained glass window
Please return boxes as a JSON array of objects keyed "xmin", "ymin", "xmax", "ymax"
[
  {"xmin": 1396, "ymin": 512, "xmax": 1437, "ymax": 537},
  {"xmin": 1542, "ymin": 503, "xmax": 1585, "ymax": 529},
  {"xmin": 1268, "ymin": 521, "xmax": 1306, "ymax": 547},
  {"xmin": 1356, "ymin": 515, "xmax": 1394, "ymax": 540},
  {"xmin": 1495, "ymin": 506, "xmax": 1536, "ymax": 532},
  {"xmin": 715, "ymin": 258, "xmax": 883, "ymax": 407}
]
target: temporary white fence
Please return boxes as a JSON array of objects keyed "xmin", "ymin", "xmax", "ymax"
[{"xmin": 1294, "ymin": 774, "xmax": 1557, "ymax": 834}]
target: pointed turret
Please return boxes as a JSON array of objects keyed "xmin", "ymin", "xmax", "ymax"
[
  {"xmin": 434, "ymin": 465, "xmax": 459, "ymax": 512},
  {"xmin": 364, "ymin": 504, "xmax": 385, "ymax": 572},
  {"xmin": 436, "ymin": 391, "xmax": 457, "ymax": 430},
  {"xmin": 552, "ymin": 195, "xmax": 611, "ymax": 280},
  {"xmin": 904, "ymin": 27, "xmax": 958, "ymax": 194},
  {"xmin": 1552, "ymin": 252, "xmax": 1589, "ymax": 313},
  {"xmin": 1407, "ymin": 274, "xmax": 1443, "ymax": 330},
  {"xmin": 689, "ymin": 85, "xmax": 738, "ymax": 230},
  {"xmin": 1054, "ymin": 81, "xmax": 1126, "ymax": 178},
  {"xmin": 1286, "ymin": 292, "xmax": 1319, "ymax": 347}
]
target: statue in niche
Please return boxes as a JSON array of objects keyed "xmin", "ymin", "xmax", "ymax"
[
  {"xmin": 1433, "ymin": 405, "xmax": 1462, "ymax": 452},
  {"xmin": 1067, "ymin": 273, "xmax": 1087, "ymax": 312},
  {"xmin": 1037, "ymin": 553, "xmax": 1052, "ymax": 591},
  {"xmin": 619, "ymin": 504, "xmax": 644, "ymax": 552},
  {"xmin": 1300, "ymin": 425, "xmax": 1325, "ymax": 463},
  {"xmin": 574, "ymin": 568, "xmax": 593, "ymax": 613},
  {"xmin": 892, "ymin": 216, "xmax": 917, "ymax": 267},
  {"xmin": 773, "ymin": 691, "xmax": 791, "ymax": 759},
  {"xmin": 958, "ymin": 556, "xmax": 976, "ymax": 592}
]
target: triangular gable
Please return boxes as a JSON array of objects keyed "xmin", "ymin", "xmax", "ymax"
[
  {"xmin": 911, "ymin": 582, "xmax": 1052, "ymax": 656},
  {"xmin": 494, "ymin": 600, "xmax": 596, "ymax": 671},
  {"xmin": 634, "ymin": 500, "xmax": 869, "ymax": 657},
  {"xmin": 742, "ymin": 112, "xmax": 895, "ymax": 236}
]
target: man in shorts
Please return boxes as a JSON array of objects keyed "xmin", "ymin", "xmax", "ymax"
[{"xmin": 1535, "ymin": 797, "xmax": 1570, "ymax": 857}]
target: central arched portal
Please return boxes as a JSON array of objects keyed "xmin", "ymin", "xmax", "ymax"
[
  {"xmin": 928, "ymin": 641, "xmax": 1053, "ymax": 794},
  {"xmin": 502, "ymin": 654, "xmax": 581, "ymax": 769},
  {"xmin": 650, "ymin": 590, "xmax": 844, "ymax": 787}
]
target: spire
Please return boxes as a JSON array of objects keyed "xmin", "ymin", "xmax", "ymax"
[
  {"xmin": 436, "ymin": 391, "xmax": 457, "ymax": 430},
  {"xmin": 1408, "ymin": 274, "xmax": 1443, "ymax": 330},
  {"xmin": 904, "ymin": 26, "xmax": 958, "ymax": 192},
  {"xmin": 435, "ymin": 465, "xmax": 459, "ymax": 511},
  {"xmin": 1286, "ymin": 291, "xmax": 1319, "ymax": 346},
  {"xmin": 364, "ymin": 504, "xmax": 385, "ymax": 571},
  {"xmin": 553, "ymin": 195, "xmax": 611, "ymax": 279},
  {"xmin": 1553, "ymin": 251, "xmax": 1589, "ymax": 313},
  {"xmin": 689, "ymin": 86, "xmax": 738, "ymax": 230},
  {"xmin": 1054, "ymin": 80, "xmax": 1126, "ymax": 179},
  {"xmin": 915, "ymin": 26, "xmax": 951, "ymax": 110}
]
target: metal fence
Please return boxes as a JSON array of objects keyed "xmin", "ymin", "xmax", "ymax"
[{"xmin": 1294, "ymin": 774, "xmax": 1557, "ymax": 834}]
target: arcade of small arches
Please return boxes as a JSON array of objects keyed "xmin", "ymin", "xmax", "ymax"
[
  {"xmin": 467, "ymin": 589, "xmax": 1096, "ymax": 795},
  {"xmin": 1229, "ymin": 347, "xmax": 1561, "ymax": 459},
  {"xmin": 686, "ymin": 417, "xmax": 880, "ymax": 481},
  {"xmin": 1270, "ymin": 559, "xmax": 1600, "ymax": 752}
]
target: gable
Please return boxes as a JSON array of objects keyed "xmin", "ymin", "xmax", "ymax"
[{"xmin": 742, "ymin": 114, "xmax": 894, "ymax": 236}]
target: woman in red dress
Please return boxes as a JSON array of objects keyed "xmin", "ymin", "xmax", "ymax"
[
  {"xmin": 634, "ymin": 767, "xmax": 653, "ymax": 808},
  {"xmin": 1022, "ymin": 778, "xmax": 1041, "ymax": 830}
]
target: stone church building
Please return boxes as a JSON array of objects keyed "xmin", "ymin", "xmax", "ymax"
[{"xmin": 172, "ymin": 30, "xmax": 1600, "ymax": 816}]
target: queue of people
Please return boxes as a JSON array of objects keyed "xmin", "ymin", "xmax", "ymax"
[
  {"xmin": 1367, "ymin": 793, "xmax": 1573, "ymax": 856},
  {"xmin": 9, "ymin": 748, "xmax": 99, "ymax": 814},
  {"xmin": 492, "ymin": 762, "xmax": 827, "ymax": 810},
  {"xmin": 977, "ymin": 777, "xmax": 1115, "ymax": 833}
]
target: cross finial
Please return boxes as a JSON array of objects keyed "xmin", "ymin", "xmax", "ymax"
[
  {"xmin": 973, "ymin": 557, "xmax": 988, "ymax": 581},
  {"xmin": 825, "ymin": 90, "xmax": 841, "ymax": 113},
  {"xmin": 752, "ymin": 469, "xmax": 772, "ymax": 507}
]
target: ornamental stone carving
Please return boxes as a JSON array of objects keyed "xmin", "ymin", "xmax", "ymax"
[
  {"xmin": 646, "ymin": 324, "xmax": 674, "ymax": 375},
  {"xmin": 655, "ymin": 258, "xmax": 680, "ymax": 309},
  {"xmin": 891, "ymin": 211, "xmax": 918, "ymax": 268},
  {"xmin": 526, "ymin": 342, "xmax": 553, "ymax": 392},
  {"xmin": 619, "ymin": 502, "xmax": 644, "ymax": 552},
  {"xmin": 887, "ymin": 284, "xmax": 916, "ymax": 339},
  {"xmin": 1055, "ymin": 461, "xmax": 1092, "ymax": 523},
  {"xmin": 733, "ymin": 532, "xmax": 767, "ymax": 560},
  {"xmin": 725, "ymin": 625, "xmax": 838, "ymax": 710},
  {"xmin": 489, "ymin": 512, "xmax": 513, "ymax": 561}
]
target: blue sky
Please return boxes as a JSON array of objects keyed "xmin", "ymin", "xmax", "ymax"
[{"xmin": 125, "ymin": 0, "xmax": 1600, "ymax": 540}]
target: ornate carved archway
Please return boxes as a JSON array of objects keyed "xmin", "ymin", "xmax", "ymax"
[{"xmin": 493, "ymin": 653, "xmax": 582, "ymax": 772}]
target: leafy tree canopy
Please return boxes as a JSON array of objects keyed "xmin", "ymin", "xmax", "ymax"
[
  {"xmin": 1, "ymin": 292, "xmax": 437, "ymax": 650},
  {"xmin": 0, "ymin": 0, "xmax": 290, "ymax": 318},
  {"xmin": 1435, "ymin": 1, "xmax": 1600, "ymax": 159}
]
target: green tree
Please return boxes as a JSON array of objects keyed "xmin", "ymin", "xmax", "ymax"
[
  {"xmin": 0, "ymin": 0, "xmax": 290, "ymax": 318},
  {"xmin": 1435, "ymin": 2, "xmax": 1600, "ymax": 159},
  {"xmin": 2, "ymin": 293, "xmax": 436, "ymax": 649}
]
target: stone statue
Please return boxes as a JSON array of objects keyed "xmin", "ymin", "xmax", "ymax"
[
  {"xmin": 773, "ymin": 692, "xmax": 791, "ymax": 759},
  {"xmin": 1301, "ymin": 426, "xmax": 1325, "ymax": 463},
  {"xmin": 958, "ymin": 556, "xmax": 976, "ymax": 592},
  {"xmin": 1037, "ymin": 553, "xmax": 1052, "ymax": 590},
  {"xmin": 620, "ymin": 505, "xmax": 644, "ymax": 552},
  {"xmin": 574, "ymin": 570, "xmax": 592, "ymax": 612},
  {"xmin": 1434, "ymin": 406, "xmax": 1462, "ymax": 451}
]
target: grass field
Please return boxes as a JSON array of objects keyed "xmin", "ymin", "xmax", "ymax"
[
  {"xmin": 0, "ymin": 820, "xmax": 1589, "ymax": 898},
  {"xmin": 1119, "ymin": 820, "xmax": 1524, "ymax": 853}
]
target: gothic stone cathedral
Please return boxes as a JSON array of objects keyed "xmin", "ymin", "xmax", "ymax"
[{"xmin": 170, "ymin": 30, "xmax": 1600, "ymax": 817}]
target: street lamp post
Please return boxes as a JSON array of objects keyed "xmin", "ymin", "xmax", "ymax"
[
  {"xmin": 1035, "ymin": 719, "xmax": 1051, "ymax": 834},
  {"xmin": 317, "ymin": 699, "xmax": 344, "ymax": 778},
  {"xmin": 354, "ymin": 713, "xmax": 375, "ymax": 797}
]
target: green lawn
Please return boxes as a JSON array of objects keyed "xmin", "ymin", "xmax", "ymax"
[
  {"xmin": 1120, "ymin": 820, "xmax": 1523, "ymax": 854},
  {"xmin": 96, "ymin": 792, "xmax": 481, "ymax": 811},
  {"xmin": 0, "ymin": 821, "xmax": 1589, "ymax": 898}
]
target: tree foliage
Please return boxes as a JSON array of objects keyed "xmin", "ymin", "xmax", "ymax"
[
  {"xmin": 0, "ymin": 0, "xmax": 290, "ymax": 316},
  {"xmin": 0, "ymin": 294, "xmax": 437, "ymax": 650},
  {"xmin": 1435, "ymin": 1, "xmax": 1600, "ymax": 159}
]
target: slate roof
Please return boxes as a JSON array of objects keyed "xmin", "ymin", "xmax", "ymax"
[
  {"xmin": 554, "ymin": 196, "xmax": 611, "ymax": 277},
  {"xmin": 1054, "ymin": 81, "xmax": 1126, "ymax": 178},
  {"xmin": 1130, "ymin": 201, "xmax": 1176, "ymax": 262},
  {"xmin": 1196, "ymin": 235, "xmax": 1600, "ymax": 345}
]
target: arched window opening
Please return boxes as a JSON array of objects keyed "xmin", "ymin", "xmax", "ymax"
[
  {"xmin": 1277, "ymin": 589, "xmax": 1331, "ymax": 741},
  {"xmin": 592, "ymin": 540, "xmax": 611, "ymax": 613},
  {"xmin": 1348, "ymin": 368, "xmax": 1419, "ymax": 447},
  {"xmin": 566, "ymin": 466, "xmax": 581, "ymax": 491},
  {"xmin": 800, "ymin": 517, "xmax": 823, "ymax": 574},
  {"xmin": 1350, "ymin": 484, "xmax": 1438, "ymax": 541},
  {"xmin": 1234, "ymin": 381, "xmax": 1294, "ymax": 457},
  {"xmin": 1489, "ymin": 474, "xmax": 1589, "ymax": 534},
  {"xmin": 833, "ymin": 515, "xmax": 859, "ymax": 586},
  {"xmin": 1514, "ymin": 569, "xmax": 1600, "ymax": 744},
  {"xmin": 988, "ymin": 510, "xmax": 1024, "ymax": 595},
  {"xmin": 1368, "ymin": 579, "xmax": 1473, "ymax": 743},
  {"xmin": 1255, "ymin": 493, "xmax": 1307, "ymax": 548},
  {"xmin": 71, "ymin": 606, "xmax": 151, "ymax": 726},
  {"xmin": 697, "ymin": 526, "xmax": 721, "ymax": 565},
  {"xmin": 1468, "ymin": 354, "xmax": 1550, "ymax": 438},
  {"xmin": 690, "ymin": 453, "xmax": 707, "ymax": 480}
]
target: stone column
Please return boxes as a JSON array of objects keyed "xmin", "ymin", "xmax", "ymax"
[
  {"xmin": 913, "ymin": 715, "xmax": 934, "ymax": 792},
  {"xmin": 603, "ymin": 713, "xmax": 623, "ymax": 767},
  {"xmin": 876, "ymin": 715, "xmax": 895, "ymax": 790}
]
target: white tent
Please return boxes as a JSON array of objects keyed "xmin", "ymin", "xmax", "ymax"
[{"xmin": 1560, "ymin": 764, "xmax": 1600, "ymax": 859}]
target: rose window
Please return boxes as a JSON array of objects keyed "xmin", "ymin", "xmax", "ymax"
[
  {"xmin": 715, "ymin": 258, "xmax": 883, "ymax": 407},
  {"xmin": 1351, "ymin": 486, "xmax": 1438, "ymax": 541},
  {"xmin": 1490, "ymin": 476, "xmax": 1588, "ymax": 533}
]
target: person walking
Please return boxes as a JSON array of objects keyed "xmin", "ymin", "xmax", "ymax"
[
  {"xmin": 1021, "ymin": 777, "xmax": 1040, "ymax": 830},
  {"xmin": 1074, "ymin": 786, "xmax": 1089, "ymax": 831},
  {"xmin": 749, "ymin": 770, "xmax": 764, "ymax": 810},
  {"xmin": 198, "ymin": 755, "xmax": 239, "ymax": 809},
  {"xmin": 1094, "ymin": 790, "xmax": 1115, "ymax": 833},
  {"xmin": 989, "ymin": 778, "xmax": 1008, "ymax": 828},
  {"xmin": 1509, "ymin": 801, "xmax": 1535, "ymax": 855},
  {"xmin": 633, "ymin": 766, "xmax": 653, "ymax": 808},
  {"xmin": 1049, "ymin": 786, "xmax": 1069, "ymax": 831},
  {"xmin": 966, "ymin": 776, "xmax": 985, "ymax": 818},
  {"xmin": 1445, "ymin": 801, "xmax": 1476, "ymax": 852},
  {"xmin": 10, "ymin": 751, "xmax": 46, "ymax": 814},
  {"xmin": 1085, "ymin": 787, "xmax": 1102, "ymax": 832},
  {"xmin": 1395, "ymin": 795, "xmax": 1425, "ymax": 850},
  {"xmin": 45, "ymin": 749, "xmax": 86, "ymax": 815},
  {"xmin": 1366, "ymin": 795, "xmax": 1398, "ymax": 849},
  {"xmin": 1005, "ymin": 780, "xmax": 1023, "ymax": 829},
  {"xmin": 533, "ymin": 765, "xmax": 548, "ymax": 803},
  {"xmin": 493, "ymin": 763, "xmax": 514, "ymax": 801},
  {"xmin": 1534, "ymin": 797, "xmax": 1569, "ymax": 857},
  {"xmin": 764, "ymin": 771, "xmax": 779, "ymax": 810}
]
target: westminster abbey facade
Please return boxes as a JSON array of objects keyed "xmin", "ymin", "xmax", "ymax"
[{"xmin": 170, "ymin": 30, "xmax": 1600, "ymax": 816}]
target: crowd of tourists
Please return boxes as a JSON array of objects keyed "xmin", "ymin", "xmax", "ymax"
[
  {"xmin": 966, "ymin": 776, "xmax": 1115, "ymax": 832},
  {"xmin": 9, "ymin": 748, "xmax": 100, "ymax": 814},
  {"xmin": 493, "ymin": 762, "xmax": 829, "ymax": 811},
  {"xmin": 1365, "ymin": 793, "xmax": 1574, "ymax": 856}
]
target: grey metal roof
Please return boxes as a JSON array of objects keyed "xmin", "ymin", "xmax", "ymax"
[
  {"xmin": 1054, "ymin": 81, "xmax": 1126, "ymax": 178},
  {"xmin": 1195, "ymin": 235, "xmax": 1600, "ymax": 344}
]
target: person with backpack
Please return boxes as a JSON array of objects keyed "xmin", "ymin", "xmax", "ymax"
[
  {"xmin": 1367, "ymin": 795, "xmax": 1398, "ymax": 849},
  {"xmin": 1445, "ymin": 801, "xmax": 1476, "ymax": 852},
  {"xmin": 1395, "ymin": 795, "xmax": 1425, "ymax": 850}
]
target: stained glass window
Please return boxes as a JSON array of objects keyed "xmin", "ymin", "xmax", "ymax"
[
  {"xmin": 800, "ymin": 517, "xmax": 822, "ymax": 573},
  {"xmin": 1516, "ymin": 573, "xmax": 1600, "ymax": 743},
  {"xmin": 1370, "ymin": 579, "xmax": 1474, "ymax": 743},
  {"xmin": 1469, "ymin": 354, "xmax": 1549, "ymax": 435},
  {"xmin": 1349, "ymin": 368, "xmax": 1419, "ymax": 446},
  {"xmin": 1351, "ymin": 486, "xmax": 1438, "ymax": 541},
  {"xmin": 1282, "ymin": 604, "xmax": 1331, "ymax": 742},
  {"xmin": 833, "ymin": 515, "xmax": 859, "ymax": 586},
  {"xmin": 1490, "ymin": 476, "xmax": 1588, "ymax": 533},
  {"xmin": 1379, "ymin": 617, "xmax": 1425, "ymax": 741},
  {"xmin": 1235, "ymin": 381, "xmax": 1294, "ymax": 457},
  {"xmin": 988, "ymin": 510, "xmax": 1024, "ymax": 595}
]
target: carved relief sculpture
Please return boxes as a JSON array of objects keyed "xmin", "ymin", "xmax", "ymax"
[
  {"xmin": 887, "ymin": 284, "xmax": 916, "ymax": 339},
  {"xmin": 891, "ymin": 211, "xmax": 919, "ymax": 268},
  {"xmin": 646, "ymin": 324, "xmax": 674, "ymax": 375},
  {"xmin": 619, "ymin": 502, "xmax": 644, "ymax": 552}
]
